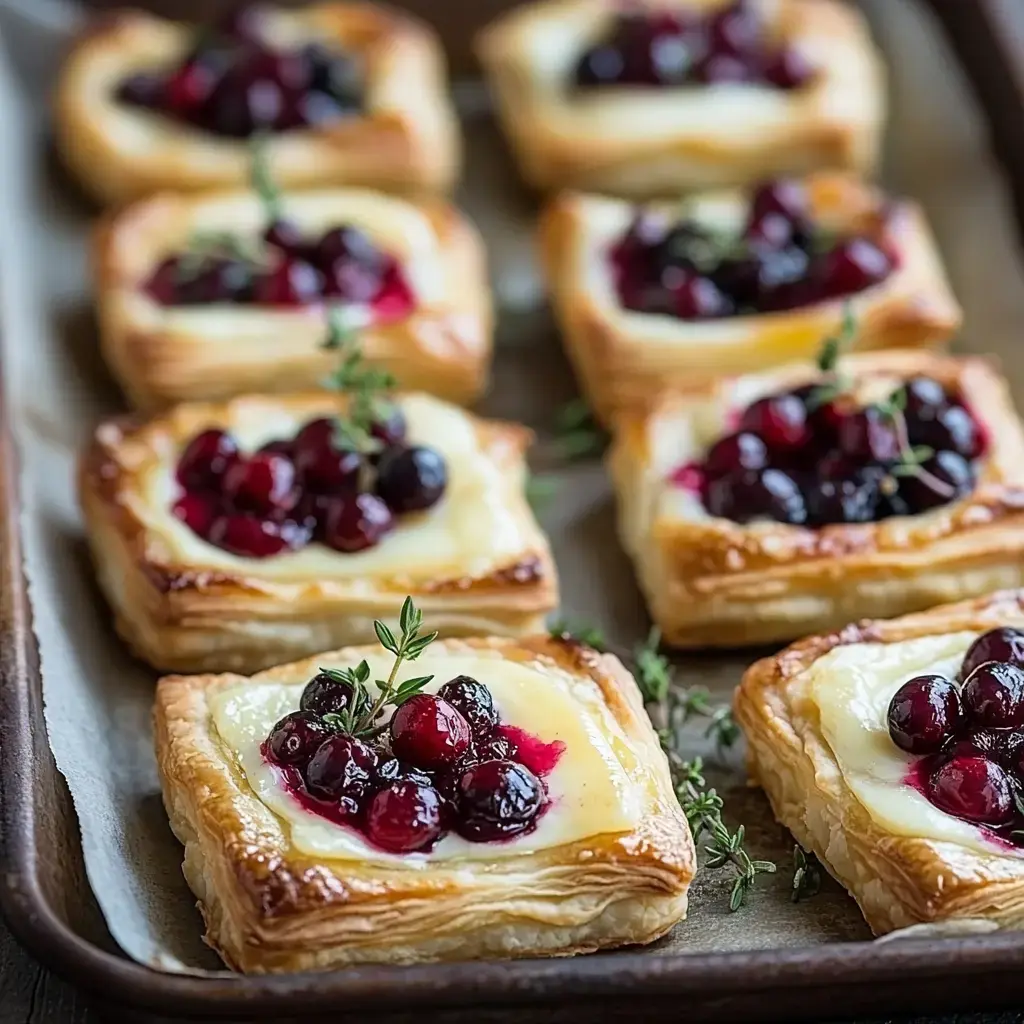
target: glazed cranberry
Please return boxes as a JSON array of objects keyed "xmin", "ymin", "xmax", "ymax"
[
  {"xmin": 750, "ymin": 179, "xmax": 808, "ymax": 231},
  {"xmin": 166, "ymin": 57, "xmax": 220, "ymax": 115},
  {"xmin": 369, "ymin": 405, "xmax": 407, "ymax": 448},
  {"xmin": 300, "ymin": 671, "xmax": 369, "ymax": 717},
  {"xmin": 253, "ymin": 258, "xmax": 322, "ymax": 306},
  {"xmin": 703, "ymin": 467, "xmax": 807, "ymax": 525},
  {"xmin": 266, "ymin": 710, "xmax": 330, "ymax": 768},
  {"xmin": 144, "ymin": 257, "xmax": 183, "ymax": 305},
  {"xmin": 908, "ymin": 404, "xmax": 983, "ymax": 460},
  {"xmin": 207, "ymin": 513, "xmax": 293, "ymax": 557},
  {"xmin": 708, "ymin": 0, "xmax": 761, "ymax": 57},
  {"xmin": 258, "ymin": 439, "xmax": 294, "ymax": 458},
  {"xmin": 315, "ymin": 225, "xmax": 381, "ymax": 274},
  {"xmin": 178, "ymin": 258, "xmax": 253, "ymax": 305},
  {"xmin": 376, "ymin": 758, "xmax": 433, "ymax": 788},
  {"xmin": 177, "ymin": 429, "xmax": 239, "ymax": 491},
  {"xmin": 806, "ymin": 468, "xmax": 883, "ymax": 526},
  {"xmin": 928, "ymin": 755, "xmax": 1014, "ymax": 826},
  {"xmin": 285, "ymin": 91, "xmax": 347, "ymax": 129},
  {"xmin": 837, "ymin": 407, "xmax": 900, "ymax": 462},
  {"xmin": 216, "ymin": 3, "xmax": 270, "ymax": 44},
  {"xmin": 437, "ymin": 676, "xmax": 500, "ymax": 735},
  {"xmin": 962, "ymin": 661, "xmax": 1024, "ymax": 730},
  {"xmin": 966, "ymin": 728, "xmax": 1024, "ymax": 769},
  {"xmin": 886, "ymin": 674, "xmax": 962, "ymax": 754},
  {"xmin": 264, "ymin": 218, "xmax": 306, "ymax": 255},
  {"xmin": 223, "ymin": 452, "xmax": 298, "ymax": 514},
  {"xmin": 203, "ymin": 61, "xmax": 285, "ymax": 137},
  {"xmin": 703, "ymin": 432, "xmax": 768, "ymax": 479},
  {"xmin": 670, "ymin": 272, "xmax": 733, "ymax": 319},
  {"xmin": 763, "ymin": 46, "xmax": 815, "ymax": 89},
  {"xmin": 575, "ymin": 13, "xmax": 695, "ymax": 89},
  {"xmin": 366, "ymin": 781, "xmax": 444, "ymax": 853},
  {"xmin": 901, "ymin": 376, "xmax": 949, "ymax": 423},
  {"xmin": 390, "ymin": 694, "xmax": 471, "ymax": 771},
  {"xmin": 304, "ymin": 44, "xmax": 363, "ymax": 108},
  {"xmin": 322, "ymin": 493, "xmax": 394, "ymax": 553},
  {"xmin": 293, "ymin": 427, "xmax": 362, "ymax": 494},
  {"xmin": 291, "ymin": 491, "xmax": 332, "ymax": 539},
  {"xmin": 116, "ymin": 72, "xmax": 165, "ymax": 109},
  {"xmin": 962, "ymin": 628, "xmax": 1024, "ymax": 679},
  {"xmin": 305, "ymin": 734, "xmax": 379, "ymax": 810},
  {"xmin": 376, "ymin": 446, "xmax": 447, "ymax": 514},
  {"xmin": 816, "ymin": 237, "xmax": 893, "ymax": 298},
  {"xmin": 455, "ymin": 760, "xmax": 545, "ymax": 842},
  {"xmin": 896, "ymin": 450, "xmax": 974, "ymax": 513},
  {"xmin": 695, "ymin": 53, "xmax": 752, "ymax": 85},
  {"xmin": 739, "ymin": 392, "xmax": 810, "ymax": 450},
  {"xmin": 172, "ymin": 493, "xmax": 220, "ymax": 537},
  {"xmin": 574, "ymin": 44, "xmax": 627, "ymax": 88}
]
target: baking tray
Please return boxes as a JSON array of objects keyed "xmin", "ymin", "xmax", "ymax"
[{"xmin": 6, "ymin": 0, "xmax": 1024, "ymax": 1020}]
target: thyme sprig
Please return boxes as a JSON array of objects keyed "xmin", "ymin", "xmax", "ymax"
[
  {"xmin": 525, "ymin": 473, "xmax": 560, "ymax": 514},
  {"xmin": 875, "ymin": 388, "xmax": 953, "ymax": 499},
  {"xmin": 547, "ymin": 618, "xmax": 607, "ymax": 650},
  {"xmin": 250, "ymin": 132, "xmax": 282, "ymax": 222},
  {"xmin": 554, "ymin": 399, "xmax": 606, "ymax": 461},
  {"xmin": 807, "ymin": 303, "xmax": 856, "ymax": 409},
  {"xmin": 322, "ymin": 597, "xmax": 438, "ymax": 738},
  {"xmin": 792, "ymin": 845, "xmax": 822, "ymax": 903}
]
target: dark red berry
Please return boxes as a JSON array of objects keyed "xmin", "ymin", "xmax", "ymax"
[
  {"xmin": 369, "ymin": 405, "xmax": 407, "ymax": 448},
  {"xmin": 267, "ymin": 710, "xmax": 330, "ymax": 768},
  {"xmin": 928, "ymin": 755, "xmax": 1014, "ymax": 826},
  {"xmin": 390, "ymin": 694, "xmax": 471, "ymax": 771},
  {"xmin": 837, "ymin": 407, "xmax": 900, "ymax": 462},
  {"xmin": 966, "ymin": 728, "xmax": 1024, "ymax": 769},
  {"xmin": 366, "ymin": 781, "xmax": 444, "ymax": 852},
  {"xmin": 376, "ymin": 758, "xmax": 433, "ymax": 788},
  {"xmin": 322, "ymin": 493, "xmax": 394, "ymax": 553},
  {"xmin": 750, "ymin": 179, "xmax": 807, "ymax": 231},
  {"xmin": 166, "ymin": 58, "xmax": 220, "ymax": 114},
  {"xmin": 300, "ymin": 671, "xmax": 369, "ymax": 717},
  {"xmin": 961, "ymin": 628, "xmax": 1024, "ymax": 679},
  {"xmin": 816, "ymin": 238, "xmax": 894, "ymax": 298},
  {"xmin": 253, "ymin": 258, "xmax": 322, "ymax": 306},
  {"xmin": 264, "ymin": 218, "xmax": 306, "ymax": 255},
  {"xmin": 216, "ymin": 3, "xmax": 271, "ymax": 44},
  {"xmin": 293, "ymin": 421, "xmax": 362, "ymax": 494},
  {"xmin": 962, "ymin": 661, "xmax": 1024, "ymax": 730},
  {"xmin": 703, "ymin": 468, "xmax": 807, "ymax": 525},
  {"xmin": 455, "ymin": 760, "xmax": 545, "ymax": 842},
  {"xmin": 223, "ymin": 452, "xmax": 298, "ymax": 514},
  {"xmin": 315, "ymin": 225, "xmax": 381, "ymax": 273},
  {"xmin": 902, "ymin": 376, "xmax": 949, "ymax": 422},
  {"xmin": 437, "ymin": 676, "xmax": 499, "ymax": 735},
  {"xmin": 909, "ymin": 404, "xmax": 983, "ymax": 460},
  {"xmin": 806, "ymin": 468, "xmax": 883, "ymax": 526},
  {"xmin": 896, "ymin": 450, "xmax": 974, "ymax": 513},
  {"xmin": 177, "ymin": 429, "xmax": 239, "ymax": 491},
  {"xmin": 695, "ymin": 53, "xmax": 752, "ymax": 84},
  {"xmin": 304, "ymin": 734, "xmax": 379, "ymax": 808},
  {"xmin": 763, "ymin": 46, "xmax": 815, "ymax": 89},
  {"xmin": 172, "ymin": 493, "xmax": 220, "ymax": 537},
  {"xmin": 207, "ymin": 513, "xmax": 293, "ymax": 558},
  {"xmin": 739, "ymin": 392, "xmax": 810, "ymax": 450},
  {"xmin": 702, "ymin": 432, "xmax": 768, "ymax": 479},
  {"xmin": 708, "ymin": 0, "xmax": 760, "ymax": 57},
  {"xmin": 117, "ymin": 72, "xmax": 166, "ymax": 109},
  {"xmin": 886, "ymin": 674, "xmax": 962, "ymax": 754},
  {"xmin": 376, "ymin": 446, "xmax": 447, "ymax": 513}
]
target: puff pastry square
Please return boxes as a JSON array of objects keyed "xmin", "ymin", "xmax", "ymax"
[
  {"xmin": 541, "ymin": 173, "xmax": 961, "ymax": 425},
  {"xmin": 79, "ymin": 392, "xmax": 558, "ymax": 673},
  {"xmin": 95, "ymin": 189, "xmax": 491, "ymax": 412},
  {"xmin": 735, "ymin": 590, "xmax": 1024, "ymax": 935},
  {"xmin": 154, "ymin": 635, "xmax": 694, "ymax": 971},
  {"xmin": 609, "ymin": 350, "xmax": 1024, "ymax": 648},
  {"xmin": 477, "ymin": 0, "xmax": 885, "ymax": 197},
  {"xmin": 54, "ymin": 3, "xmax": 460, "ymax": 205}
]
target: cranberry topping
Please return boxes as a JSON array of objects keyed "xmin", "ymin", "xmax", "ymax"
[
  {"xmin": 376, "ymin": 446, "xmax": 447, "ymax": 514},
  {"xmin": 172, "ymin": 493, "xmax": 220, "ymax": 538},
  {"xmin": 366, "ymin": 781, "xmax": 444, "ymax": 853},
  {"xmin": 322, "ymin": 493, "xmax": 394, "ymax": 553},
  {"xmin": 223, "ymin": 451, "xmax": 298, "ymax": 514},
  {"xmin": 293, "ymin": 422, "xmax": 362, "ymax": 494},
  {"xmin": 390, "ymin": 694, "xmax": 471, "ymax": 771},
  {"xmin": 454, "ymin": 760, "xmax": 545, "ymax": 842},
  {"xmin": 266, "ymin": 710, "xmax": 331, "ymax": 768},
  {"xmin": 961, "ymin": 628, "xmax": 1024, "ymax": 680},
  {"xmin": 703, "ymin": 467, "xmax": 807, "ymax": 525},
  {"xmin": 437, "ymin": 676, "xmax": 499, "ymax": 735},
  {"xmin": 305, "ymin": 734, "xmax": 379, "ymax": 810},
  {"xmin": 887, "ymin": 674, "xmax": 962, "ymax": 755},
  {"xmin": 573, "ymin": 2, "xmax": 813, "ymax": 92},
  {"xmin": 207, "ymin": 513, "xmax": 296, "ymax": 557},
  {"xmin": 962, "ymin": 662, "xmax": 1024, "ymax": 730},
  {"xmin": 300, "ymin": 671, "xmax": 369, "ymax": 717},
  {"xmin": 369, "ymin": 405, "xmax": 408, "ymax": 448},
  {"xmin": 739, "ymin": 392, "xmax": 810, "ymax": 450},
  {"xmin": 815, "ymin": 238, "xmax": 894, "ymax": 300},
  {"xmin": 702, "ymin": 432, "xmax": 768, "ymax": 479},
  {"xmin": 928, "ymin": 755, "xmax": 1015, "ymax": 827},
  {"xmin": 177, "ymin": 429, "xmax": 239, "ymax": 491}
]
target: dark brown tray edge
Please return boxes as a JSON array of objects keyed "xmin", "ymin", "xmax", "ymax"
[{"xmin": 6, "ymin": 0, "xmax": 1024, "ymax": 1019}]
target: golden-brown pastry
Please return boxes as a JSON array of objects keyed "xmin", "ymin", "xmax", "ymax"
[
  {"xmin": 609, "ymin": 349, "xmax": 1024, "ymax": 648},
  {"xmin": 477, "ymin": 0, "xmax": 885, "ymax": 197},
  {"xmin": 541, "ymin": 173, "xmax": 960, "ymax": 425},
  {"xmin": 79, "ymin": 391, "xmax": 558, "ymax": 673},
  {"xmin": 54, "ymin": 3, "xmax": 459, "ymax": 205},
  {"xmin": 95, "ymin": 188, "xmax": 491, "ymax": 411},
  {"xmin": 735, "ymin": 590, "xmax": 1024, "ymax": 935},
  {"xmin": 154, "ymin": 633, "xmax": 695, "ymax": 971}
]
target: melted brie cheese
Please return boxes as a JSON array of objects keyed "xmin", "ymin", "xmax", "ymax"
[
  {"xmin": 210, "ymin": 649, "xmax": 644, "ymax": 864},
  {"xmin": 807, "ymin": 632, "xmax": 1024, "ymax": 858},
  {"xmin": 139, "ymin": 394, "xmax": 534, "ymax": 583}
]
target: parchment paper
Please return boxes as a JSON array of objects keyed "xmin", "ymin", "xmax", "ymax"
[{"xmin": 2, "ymin": 0, "xmax": 1022, "ymax": 974}]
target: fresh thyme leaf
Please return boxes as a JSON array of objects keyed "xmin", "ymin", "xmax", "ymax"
[
  {"xmin": 322, "ymin": 306, "xmax": 359, "ymax": 350},
  {"xmin": 389, "ymin": 675, "xmax": 434, "ymax": 706},
  {"xmin": 525, "ymin": 473, "xmax": 559, "ymax": 514},
  {"xmin": 249, "ymin": 132, "xmax": 282, "ymax": 222},
  {"xmin": 373, "ymin": 620, "xmax": 400, "ymax": 656},
  {"xmin": 554, "ymin": 399, "xmax": 605, "ymax": 461},
  {"xmin": 399, "ymin": 595, "xmax": 418, "ymax": 636},
  {"xmin": 792, "ymin": 845, "xmax": 822, "ymax": 903},
  {"xmin": 547, "ymin": 617, "xmax": 606, "ymax": 650},
  {"xmin": 815, "ymin": 302, "xmax": 856, "ymax": 377},
  {"xmin": 634, "ymin": 628, "xmax": 671, "ymax": 704}
]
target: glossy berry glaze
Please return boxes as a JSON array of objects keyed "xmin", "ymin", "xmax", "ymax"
[
  {"xmin": 677, "ymin": 373, "xmax": 984, "ymax": 527},
  {"xmin": 574, "ymin": 1, "xmax": 815, "ymax": 91},
  {"xmin": 262, "ymin": 672, "xmax": 564, "ymax": 853},
  {"xmin": 171, "ymin": 414, "xmax": 447, "ymax": 558},
  {"xmin": 611, "ymin": 180, "xmax": 896, "ymax": 321},
  {"xmin": 888, "ymin": 628, "xmax": 1024, "ymax": 844},
  {"xmin": 116, "ymin": 4, "xmax": 362, "ymax": 138},
  {"xmin": 144, "ymin": 222, "xmax": 414, "ymax": 314}
]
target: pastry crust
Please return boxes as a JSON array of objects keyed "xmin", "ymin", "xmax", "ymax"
[
  {"xmin": 94, "ymin": 188, "xmax": 492, "ymax": 411},
  {"xmin": 608, "ymin": 349, "xmax": 1024, "ymax": 648},
  {"xmin": 477, "ymin": 0, "xmax": 885, "ymax": 197},
  {"xmin": 540, "ymin": 173, "xmax": 961, "ymax": 425},
  {"xmin": 54, "ymin": 3, "xmax": 460, "ymax": 205},
  {"xmin": 154, "ymin": 634, "xmax": 695, "ymax": 971},
  {"xmin": 734, "ymin": 590, "xmax": 1024, "ymax": 935},
  {"xmin": 78, "ymin": 392, "xmax": 559, "ymax": 673}
]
